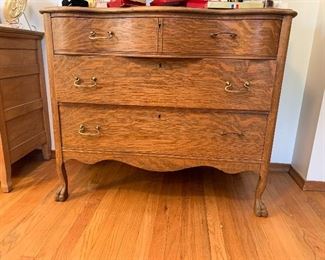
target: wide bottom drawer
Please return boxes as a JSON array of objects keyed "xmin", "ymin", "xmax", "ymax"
[{"xmin": 60, "ymin": 105, "xmax": 267, "ymax": 161}]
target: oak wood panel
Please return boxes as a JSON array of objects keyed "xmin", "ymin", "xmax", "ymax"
[
  {"xmin": 37, "ymin": 39, "xmax": 52, "ymax": 161},
  {"xmin": 162, "ymin": 18, "xmax": 281, "ymax": 57},
  {"xmin": 0, "ymin": 65, "xmax": 39, "ymax": 79},
  {"xmin": 0, "ymin": 27, "xmax": 51, "ymax": 192},
  {"xmin": 52, "ymin": 17, "xmax": 159, "ymax": 54},
  {"xmin": 0, "ymin": 26, "xmax": 44, "ymax": 38},
  {"xmin": 4, "ymin": 99, "xmax": 43, "ymax": 121},
  {"xmin": 54, "ymin": 56, "xmax": 276, "ymax": 111},
  {"xmin": 6, "ymin": 109, "xmax": 45, "ymax": 150},
  {"xmin": 0, "ymin": 49, "xmax": 37, "ymax": 67},
  {"xmin": 0, "ymin": 87, "xmax": 12, "ymax": 192},
  {"xmin": 0, "ymin": 37, "xmax": 37, "ymax": 50},
  {"xmin": 60, "ymin": 105, "xmax": 267, "ymax": 161},
  {"xmin": 63, "ymin": 150, "xmax": 261, "ymax": 173},
  {"xmin": 0, "ymin": 74, "xmax": 41, "ymax": 109}
]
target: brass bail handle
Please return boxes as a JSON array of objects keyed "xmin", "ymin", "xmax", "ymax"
[
  {"xmin": 210, "ymin": 32, "xmax": 237, "ymax": 38},
  {"xmin": 224, "ymin": 81, "xmax": 250, "ymax": 93},
  {"xmin": 74, "ymin": 76, "xmax": 97, "ymax": 89},
  {"xmin": 221, "ymin": 131, "xmax": 245, "ymax": 137},
  {"xmin": 79, "ymin": 124, "xmax": 101, "ymax": 137},
  {"xmin": 89, "ymin": 31, "xmax": 114, "ymax": 40}
]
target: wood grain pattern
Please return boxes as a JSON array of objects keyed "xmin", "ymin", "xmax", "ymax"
[
  {"xmin": 6, "ymin": 109, "xmax": 45, "ymax": 150},
  {"xmin": 60, "ymin": 104, "xmax": 267, "ymax": 161},
  {"xmin": 0, "ymin": 156, "xmax": 323, "ymax": 259},
  {"xmin": 52, "ymin": 17, "xmax": 159, "ymax": 54},
  {"xmin": 54, "ymin": 56, "xmax": 276, "ymax": 111},
  {"xmin": 0, "ymin": 27, "xmax": 51, "ymax": 192},
  {"xmin": 0, "ymin": 74, "xmax": 41, "ymax": 109},
  {"xmin": 0, "ymin": 37, "xmax": 37, "ymax": 50},
  {"xmin": 0, "ymin": 96, "xmax": 12, "ymax": 192},
  {"xmin": 42, "ymin": 7, "xmax": 296, "ymax": 216},
  {"xmin": 0, "ymin": 65, "xmax": 39, "ymax": 79},
  {"xmin": 162, "ymin": 18, "xmax": 281, "ymax": 57},
  {"xmin": 0, "ymin": 49, "xmax": 38, "ymax": 67},
  {"xmin": 63, "ymin": 150, "xmax": 261, "ymax": 173}
]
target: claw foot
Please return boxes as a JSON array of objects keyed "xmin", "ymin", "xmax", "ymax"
[
  {"xmin": 254, "ymin": 199, "xmax": 268, "ymax": 217},
  {"xmin": 55, "ymin": 185, "xmax": 68, "ymax": 202}
]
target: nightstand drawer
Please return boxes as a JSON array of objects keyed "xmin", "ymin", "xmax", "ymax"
[
  {"xmin": 52, "ymin": 17, "xmax": 158, "ymax": 54},
  {"xmin": 162, "ymin": 18, "xmax": 281, "ymax": 57},
  {"xmin": 60, "ymin": 105, "xmax": 267, "ymax": 161},
  {"xmin": 54, "ymin": 56, "xmax": 276, "ymax": 111}
]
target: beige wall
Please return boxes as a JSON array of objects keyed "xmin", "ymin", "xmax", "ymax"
[{"xmin": 292, "ymin": 0, "xmax": 325, "ymax": 181}]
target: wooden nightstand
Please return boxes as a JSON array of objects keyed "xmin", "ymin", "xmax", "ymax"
[{"xmin": 0, "ymin": 26, "xmax": 51, "ymax": 192}]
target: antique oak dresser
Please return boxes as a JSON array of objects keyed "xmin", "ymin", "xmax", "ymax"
[
  {"xmin": 41, "ymin": 7, "xmax": 297, "ymax": 217},
  {"xmin": 0, "ymin": 27, "xmax": 51, "ymax": 193}
]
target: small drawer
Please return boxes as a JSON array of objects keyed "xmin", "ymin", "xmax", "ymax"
[
  {"xmin": 60, "ymin": 105, "xmax": 267, "ymax": 161},
  {"xmin": 162, "ymin": 18, "xmax": 281, "ymax": 57},
  {"xmin": 0, "ymin": 74, "xmax": 41, "ymax": 110},
  {"xmin": 54, "ymin": 56, "xmax": 276, "ymax": 111},
  {"xmin": 52, "ymin": 17, "xmax": 158, "ymax": 54},
  {"xmin": 6, "ymin": 109, "xmax": 45, "ymax": 150}
]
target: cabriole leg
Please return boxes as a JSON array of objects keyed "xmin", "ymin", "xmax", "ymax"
[
  {"xmin": 55, "ymin": 160, "xmax": 68, "ymax": 202},
  {"xmin": 254, "ymin": 166, "xmax": 269, "ymax": 217}
]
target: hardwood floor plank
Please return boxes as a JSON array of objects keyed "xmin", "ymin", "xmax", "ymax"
[
  {"xmin": 0, "ymin": 158, "xmax": 324, "ymax": 260},
  {"xmin": 203, "ymin": 169, "xmax": 229, "ymax": 260},
  {"xmin": 35, "ymin": 162, "xmax": 112, "ymax": 260},
  {"xmin": 271, "ymin": 173, "xmax": 325, "ymax": 259},
  {"xmin": 0, "ymin": 160, "xmax": 84, "ymax": 259}
]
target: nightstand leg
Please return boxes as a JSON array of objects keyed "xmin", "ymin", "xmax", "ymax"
[
  {"xmin": 41, "ymin": 143, "xmax": 52, "ymax": 160},
  {"xmin": 0, "ymin": 164, "xmax": 12, "ymax": 193},
  {"xmin": 55, "ymin": 161, "xmax": 68, "ymax": 202},
  {"xmin": 254, "ymin": 169, "xmax": 269, "ymax": 217},
  {"xmin": 0, "ymin": 144, "xmax": 12, "ymax": 192}
]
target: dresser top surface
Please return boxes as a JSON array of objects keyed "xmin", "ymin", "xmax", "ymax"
[
  {"xmin": 0, "ymin": 26, "xmax": 43, "ymax": 38},
  {"xmin": 40, "ymin": 6, "xmax": 297, "ymax": 17}
]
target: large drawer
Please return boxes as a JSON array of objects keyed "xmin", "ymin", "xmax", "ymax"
[
  {"xmin": 52, "ymin": 17, "xmax": 158, "ymax": 54},
  {"xmin": 60, "ymin": 105, "xmax": 267, "ymax": 161},
  {"xmin": 162, "ymin": 18, "xmax": 281, "ymax": 57},
  {"xmin": 54, "ymin": 56, "xmax": 276, "ymax": 111}
]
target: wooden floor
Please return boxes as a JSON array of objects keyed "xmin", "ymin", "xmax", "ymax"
[{"xmin": 0, "ymin": 152, "xmax": 324, "ymax": 260}]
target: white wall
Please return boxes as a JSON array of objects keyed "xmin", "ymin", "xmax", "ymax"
[
  {"xmin": 0, "ymin": 0, "xmax": 321, "ymax": 164},
  {"xmin": 308, "ymin": 95, "xmax": 325, "ymax": 181},
  {"xmin": 292, "ymin": 0, "xmax": 325, "ymax": 181},
  {"xmin": 271, "ymin": 0, "xmax": 320, "ymax": 163}
]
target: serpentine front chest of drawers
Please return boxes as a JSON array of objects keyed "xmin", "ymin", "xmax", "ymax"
[{"xmin": 41, "ymin": 7, "xmax": 297, "ymax": 217}]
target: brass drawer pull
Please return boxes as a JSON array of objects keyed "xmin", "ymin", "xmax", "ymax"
[
  {"xmin": 89, "ymin": 31, "xmax": 114, "ymax": 40},
  {"xmin": 210, "ymin": 32, "xmax": 237, "ymax": 38},
  {"xmin": 225, "ymin": 81, "xmax": 250, "ymax": 93},
  {"xmin": 74, "ymin": 77, "xmax": 97, "ymax": 89},
  {"xmin": 79, "ymin": 124, "xmax": 101, "ymax": 137},
  {"xmin": 221, "ymin": 131, "xmax": 244, "ymax": 137}
]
